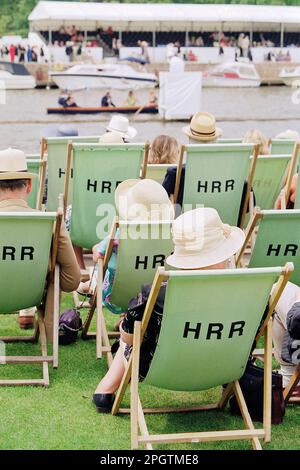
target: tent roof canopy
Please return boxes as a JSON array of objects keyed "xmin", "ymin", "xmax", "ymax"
[{"xmin": 29, "ymin": 1, "xmax": 300, "ymax": 32}]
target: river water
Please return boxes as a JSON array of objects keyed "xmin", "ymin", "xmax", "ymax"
[{"xmin": 1, "ymin": 86, "xmax": 300, "ymax": 153}]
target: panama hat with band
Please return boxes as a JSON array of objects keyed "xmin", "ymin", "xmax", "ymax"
[
  {"xmin": 106, "ymin": 115, "xmax": 137, "ymax": 140},
  {"xmin": 115, "ymin": 179, "xmax": 174, "ymax": 221},
  {"xmin": 182, "ymin": 112, "xmax": 223, "ymax": 142},
  {"xmin": 167, "ymin": 207, "xmax": 245, "ymax": 269},
  {"xmin": 99, "ymin": 131, "xmax": 124, "ymax": 144},
  {"xmin": 0, "ymin": 148, "xmax": 37, "ymax": 180}
]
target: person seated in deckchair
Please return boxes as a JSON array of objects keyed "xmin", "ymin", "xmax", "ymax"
[
  {"xmin": 0, "ymin": 148, "xmax": 81, "ymax": 338},
  {"xmin": 92, "ymin": 206, "xmax": 245, "ymax": 412},
  {"xmin": 274, "ymin": 173, "xmax": 298, "ymax": 209},
  {"xmin": 243, "ymin": 129, "xmax": 270, "ymax": 156},
  {"xmin": 149, "ymin": 135, "xmax": 180, "ymax": 165},
  {"xmin": 162, "ymin": 112, "xmax": 222, "ymax": 206},
  {"xmin": 80, "ymin": 179, "xmax": 174, "ymax": 316},
  {"xmin": 93, "ymin": 207, "xmax": 300, "ymax": 411}
]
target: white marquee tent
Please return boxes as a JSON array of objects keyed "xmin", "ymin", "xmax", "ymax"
[{"xmin": 29, "ymin": 1, "xmax": 300, "ymax": 33}]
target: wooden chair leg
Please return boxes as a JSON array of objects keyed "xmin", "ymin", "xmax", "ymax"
[
  {"xmin": 52, "ymin": 265, "xmax": 60, "ymax": 369},
  {"xmin": 111, "ymin": 355, "xmax": 133, "ymax": 416},
  {"xmin": 37, "ymin": 311, "xmax": 50, "ymax": 387},
  {"xmin": 263, "ymin": 319, "xmax": 272, "ymax": 443},
  {"xmin": 131, "ymin": 322, "xmax": 141, "ymax": 450},
  {"xmin": 233, "ymin": 381, "xmax": 262, "ymax": 451}
]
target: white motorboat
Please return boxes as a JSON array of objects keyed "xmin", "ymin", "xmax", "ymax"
[
  {"xmin": 0, "ymin": 62, "xmax": 36, "ymax": 89},
  {"xmin": 202, "ymin": 62, "xmax": 261, "ymax": 88},
  {"xmin": 50, "ymin": 63, "xmax": 158, "ymax": 90},
  {"xmin": 279, "ymin": 67, "xmax": 300, "ymax": 87}
]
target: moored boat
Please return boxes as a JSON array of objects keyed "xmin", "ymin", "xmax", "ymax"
[
  {"xmin": 50, "ymin": 63, "xmax": 158, "ymax": 90},
  {"xmin": 202, "ymin": 62, "xmax": 261, "ymax": 88},
  {"xmin": 0, "ymin": 61, "xmax": 36, "ymax": 89},
  {"xmin": 279, "ymin": 67, "xmax": 300, "ymax": 86}
]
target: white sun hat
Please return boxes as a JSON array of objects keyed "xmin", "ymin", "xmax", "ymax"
[
  {"xmin": 0, "ymin": 148, "xmax": 37, "ymax": 181},
  {"xmin": 115, "ymin": 179, "xmax": 174, "ymax": 221},
  {"xmin": 182, "ymin": 112, "xmax": 223, "ymax": 142},
  {"xmin": 106, "ymin": 115, "xmax": 137, "ymax": 140},
  {"xmin": 167, "ymin": 207, "xmax": 245, "ymax": 269},
  {"xmin": 99, "ymin": 131, "xmax": 124, "ymax": 144},
  {"xmin": 275, "ymin": 129, "xmax": 300, "ymax": 140}
]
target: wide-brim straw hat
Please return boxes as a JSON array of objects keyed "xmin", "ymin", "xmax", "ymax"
[
  {"xmin": 0, "ymin": 148, "xmax": 37, "ymax": 180},
  {"xmin": 115, "ymin": 179, "xmax": 174, "ymax": 221},
  {"xmin": 106, "ymin": 115, "xmax": 137, "ymax": 140},
  {"xmin": 99, "ymin": 131, "xmax": 124, "ymax": 144},
  {"xmin": 182, "ymin": 111, "xmax": 223, "ymax": 142},
  {"xmin": 167, "ymin": 207, "xmax": 245, "ymax": 269}
]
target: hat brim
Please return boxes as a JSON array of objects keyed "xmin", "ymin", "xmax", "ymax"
[
  {"xmin": 106, "ymin": 125, "xmax": 137, "ymax": 140},
  {"xmin": 182, "ymin": 125, "xmax": 223, "ymax": 142},
  {"xmin": 0, "ymin": 172, "xmax": 37, "ymax": 180},
  {"xmin": 166, "ymin": 226, "xmax": 245, "ymax": 269},
  {"xmin": 115, "ymin": 179, "xmax": 174, "ymax": 221}
]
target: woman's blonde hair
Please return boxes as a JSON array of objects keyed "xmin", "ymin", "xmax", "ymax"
[
  {"xmin": 149, "ymin": 135, "xmax": 180, "ymax": 164},
  {"xmin": 243, "ymin": 129, "xmax": 270, "ymax": 155}
]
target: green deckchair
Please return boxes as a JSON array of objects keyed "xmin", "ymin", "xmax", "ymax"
[
  {"xmin": 64, "ymin": 142, "xmax": 149, "ymax": 249},
  {"xmin": 83, "ymin": 218, "xmax": 173, "ymax": 364},
  {"xmin": 0, "ymin": 210, "xmax": 62, "ymax": 386},
  {"xmin": 40, "ymin": 136, "xmax": 101, "ymax": 211},
  {"xmin": 26, "ymin": 157, "xmax": 42, "ymax": 209},
  {"xmin": 252, "ymin": 155, "xmax": 291, "ymax": 210},
  {"xmin": 112, "ymin": 264, "xmax": 292, "ymax": 450},
  {"xmin": 270, "ymin": 139, "xmax": 297, "ymax": 156},
  {"xmin": 146, "ymin": 164, "xmax": 175, "ymax": 184},
  {"xmin": 237, "ymin": 209, "xmax": 300, "ymax": 286},
  {"xmin": 175, "ymin": 143, "xmax": 257, "ymax": 227}
]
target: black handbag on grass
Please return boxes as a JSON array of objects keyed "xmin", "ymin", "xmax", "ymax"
[
  {"xmin": 59, "ymin": 309, "xmax": 82, "ymax": 345},
  {"xmin": 229, "ymin": 362, "xmax": 285, "ymax": 425}
]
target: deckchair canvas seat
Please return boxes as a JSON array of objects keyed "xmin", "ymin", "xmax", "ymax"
[
  {"xmin": 252, "ymin": 155, "xmax": 291, "ymax": 210},
  {"xmin": 83, "ymin": 219, "xmax": 173, "ymax": 365},
  {"xmin": 41, "ymin": 136, "xmax": 101, "ymax": 211},
  {"xmin": 0, "ymin": 211, "xmax": 61, "ymax": 386},
  {"xmin": 176, "ymin": 143, "xmax": 256, "ymax": 227},
  {"xmin": 65, "ymin": 143, "xmax": 148, "ymax": 249}
]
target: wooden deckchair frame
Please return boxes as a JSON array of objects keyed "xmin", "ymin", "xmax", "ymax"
[
  {"xmin": 174, "ymin": 144, "xmax": 259, "ymax": 228},
  {"xmin": 111, "ymin": 265, "xmax": 292, "ymax": 449},
  {"xmin": 81, "ymin": 217, "xmax": 120, "ymax": 367},
  {"xmin": 0, "ymin": 210, "xmax": 63, "ymax": 386},
  {"xmin": 37, "ymin": 137, "xmax": 48, "ymax": 211}
]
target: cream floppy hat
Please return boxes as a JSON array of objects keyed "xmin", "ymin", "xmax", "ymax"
[
  {"xmin": 0, "ymin": 148, "xmax": 37, "ymax": 180},
  {"xmin": 106, "ymin": 115, "xmax": 137, "ymax": 140},
  {"xmin": 167, "ymin": 207, "xmax": 245, "ymax": 269},
  {"xmin": 115, "ymin": 179, "xmax": 174, "ymax": 221},
  {"xmin": 99, "ymin": 131, "xmax": 124, "ymax": 144},
  {"xmin": 182, "ymin": 112, "xmax": 223, "ymax": 142},
  {"xmin": 275, "ymin": 129, "xmax": 300, "ymax": 140}
]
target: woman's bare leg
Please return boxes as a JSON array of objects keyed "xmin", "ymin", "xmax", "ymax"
[{"xmin": 94, "ymin": 347, "xmax": 125, "ymax": 394}]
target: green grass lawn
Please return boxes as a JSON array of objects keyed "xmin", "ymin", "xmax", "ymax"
[{"xmin": 0, "ymin": 293, "xmax": 299, "ymax": 451}]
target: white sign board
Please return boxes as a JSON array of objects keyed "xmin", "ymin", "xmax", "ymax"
[{"xmin": 159, "ymin": 71, "xmax": 202, "ymax": 120}]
